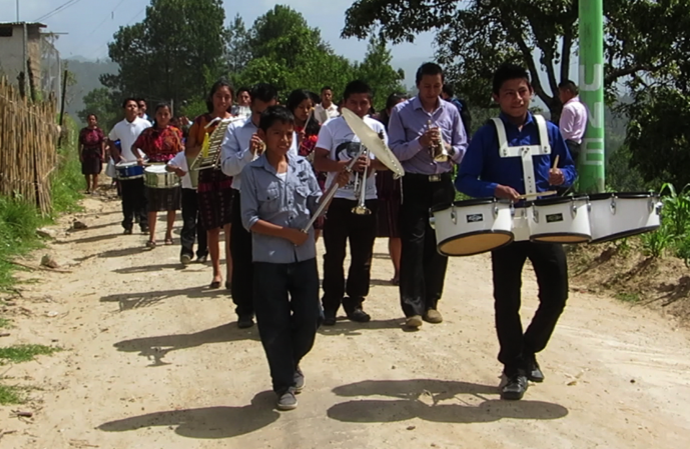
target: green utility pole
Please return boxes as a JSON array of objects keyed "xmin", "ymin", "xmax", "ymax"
[{"xmin": 578, "ymin": 0, "xmax": 605, "ymax": 193}]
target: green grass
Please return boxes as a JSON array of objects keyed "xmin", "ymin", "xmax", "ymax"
[
  {"xmin": 0, "ymin": 384, "xmax": 23, "ymax": 404},
  {"xmin": 615, "ymin": 292, "xmax": 641, "ymax": 303},
  {"xmin": 0, "ymin": 344, "xmax": 62, "ymax": 364},
  {"xmin": 0, "ymin": 317, "xmax": 10, "ymax": 328}
]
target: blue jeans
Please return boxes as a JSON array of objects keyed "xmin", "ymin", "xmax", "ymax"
[{"xmin": 254, "ymin": 258, "xmax": 320, "ymax": 394}]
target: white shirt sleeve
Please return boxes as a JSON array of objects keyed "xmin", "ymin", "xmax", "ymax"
[
  {"xmin": 221, "ymin": 123, "xmax": 255, "ymax": 177},
  {"xmin": 315, "ymin": 122, "xmax": 333, "ymax": 155}
]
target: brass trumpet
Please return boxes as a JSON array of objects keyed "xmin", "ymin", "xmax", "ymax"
[
  {"xmin": 427, "ymin": 120, "xmax": 450, "ymax": 162},
  {"xmin": 351, "ymin": 144, "xmax": 371, "ymax": 215}
]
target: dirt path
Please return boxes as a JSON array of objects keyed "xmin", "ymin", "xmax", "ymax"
[{"xmin": 1, "ymin": 189, "xmax": 690, "ymax": 449}]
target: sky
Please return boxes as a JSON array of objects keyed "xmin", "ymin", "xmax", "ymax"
[{"xmin": 1, "ymin": 0, "xmax": 436, "ymax": 66}]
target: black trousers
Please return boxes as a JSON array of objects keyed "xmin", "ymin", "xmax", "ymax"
[
  {"xmin": 180, "ymin": 189, "xmax": 208, "ymax": 259},
  {"xmin": 231, "ymin": 190, "xmax": 254, "ymax": 317},
  {"xmin": 399, "ymin": 173, "xmax": 455, "ymax": 317},
  {"xmin": 566, "ymin": 139, "xmax": 581, "ymax": 163},
  {"xmin": 322, "ymin": 198, "xmax": 378, "ymax": 314},
  {"xmin": 491, "ymin": 241, "xmax": 568, "ymax": 374},
  {"xmin": 254, "ymin": 259, "xmax": 320, "ymax": 394},
  {"xmin": 120, "ymin": 178, "xmax": 148, "ymax": 231}
]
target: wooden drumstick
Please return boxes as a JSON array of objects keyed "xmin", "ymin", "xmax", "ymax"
[
  {"xmin": 518, "ymin": 190, "xmax": 558, "ymax": 200},
  {"xmin": 552, "ymin": 155, "xmax": 560, "ymax": 169}
]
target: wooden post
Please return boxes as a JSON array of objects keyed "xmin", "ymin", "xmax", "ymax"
[{"xmin": 58, "ymin": 69, "xmax": 68, "ymax": 147}]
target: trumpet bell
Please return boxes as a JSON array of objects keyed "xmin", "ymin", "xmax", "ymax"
[{"xmin": 351, "ymin": 206, "xmax": 372, "ymax": 215}]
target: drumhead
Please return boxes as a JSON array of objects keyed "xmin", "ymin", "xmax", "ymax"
[
  {"xmin": 530, "ymin": 233, "xmax": 591, "ymax": 244},
  {"xmin": 116, "ymin": 161, "xmax": 139, "ymax": 168},
  {"xmin": 430, "ymin": 197, "xmax": 501, "ymax": 214},
  {"xmin": 616, "ymin": 191, "xmax": 658, "ymax": 199},
  {"xmin": 534, "ymin": 195, "xmax": 588, "ymax": 206},
  {"xmin": 437, "ymin": 230, "xmax": 513, "ymax": 257},
  {"xmin": 145, "ymin": 164, "xmax": 168, "ymax": 174}
]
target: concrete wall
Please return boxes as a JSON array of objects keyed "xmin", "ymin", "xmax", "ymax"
[{"xmin": 0, "ymin": 25, "xmax": 42, "ymax": 89}]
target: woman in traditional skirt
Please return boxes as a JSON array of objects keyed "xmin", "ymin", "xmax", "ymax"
[
  {"xmin": 186, "ymin": 80, "xmax": 236, "ymax": 289},
  {"xmin": 287, "ymin": 89, "xmax": 326, "ymax": 239},
  {"xmin": 78, "ymin": 114, "xmax": 106, "ymax": 194},
  {"xmin": 133, "ymin": 103, "xmax": 184, "ymax": 248},
  {"xmin": 375, "ymin": 93, "xmax": 407, "ymax": 285}
]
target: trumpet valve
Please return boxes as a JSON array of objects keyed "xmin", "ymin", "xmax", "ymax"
[{"xmin": 351, "ymin": 206, "xmax": 372, "ymax": 215}]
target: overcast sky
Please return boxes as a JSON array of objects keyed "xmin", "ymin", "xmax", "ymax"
[{"xmin": 1, "ymin": 0, "xmax": 436, "ymax": 64}]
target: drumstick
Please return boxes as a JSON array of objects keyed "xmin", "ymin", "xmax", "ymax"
[
  {"xmin": 552, "ymin": 155, "xmax": 559, "ymax": 169},
  {"xmin": 518, "ymin": 190, "xmax": 557, "ymax": 200},
  {"xmin": 304, "ymin": 108, "xmax": 315, "ymax": 130}
]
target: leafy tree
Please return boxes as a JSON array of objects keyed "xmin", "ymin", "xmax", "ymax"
[
  {"xmin": 342, "ymin": 0, "xmax": 690, "ymax": 115},
  {"xmin": 353, "ymin": 36, "xmax": 405, "ymax": 111},
  {"xmin": 102, "ymin": 0, "xmax": 227, "ymax": 111},
  {"xmin": 78, "ymin": 87, "xmax": 120, "ymax": 130},
  {"xmin": 225, "ymin": 14, "xmax": 252, "ymax": 74}
]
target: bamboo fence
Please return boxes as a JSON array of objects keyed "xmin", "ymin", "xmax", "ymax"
[{"xmin": 0, "ymin": 78, "xmax": 60, "ymax": 216}]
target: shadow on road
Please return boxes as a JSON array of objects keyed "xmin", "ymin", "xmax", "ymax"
[
  {"xmin": 114, "ymin": 322, "xmax": 259, "ymax": 366},
  {"xmin": 98, "ymin": 391, "xmax": 279, "ymax": 439},
  {"xmin": 100, "ymin": 285, "xmax": 228, "ymax": 310},
  {"xmin": 328, "ymin": 379, "xmax": 569, "ymax": 424},
  {"xmin": 318, "ymin": 318, "xmax": 404, "ymax": 336}
]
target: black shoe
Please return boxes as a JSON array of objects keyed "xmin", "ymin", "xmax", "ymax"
[
  {"xmin": 294, "ymin": 367, "xmax": 305, "ymax": 394},
  {"xmin": 276, "ymin": 389, "xmax": 298, "ymax": 411},
  {"xmin": 140, "ymin": 226, "xmax": 150, "ymax": 234},
  {"xmin": 525, "ymin": 354, "xmax": 545, "ymax": 383},
  {"xmin": 123, "ymin": 228, "xmax": 133, "ymax": 235},
  {"xmin": 322, "ymin": 311, "xmax": 337, "ymax": 326},
  {"xmin": 501, "ymin": 372, "xmax": 528, "ymax": 400},
  {"xmin": 237, "ymin": 315, "xmax": 255, "ymax": 329},
  {"xmin": 196, "ymin": 255, "xmax": 208, "ymax": 264},
  {"xmin": 347, "ymin": 308, "xmax": 371, "ymax": 323}
]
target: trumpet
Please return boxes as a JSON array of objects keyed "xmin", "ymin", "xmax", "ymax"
[
  {"xmin": 427, "ymin": 120, "xmax": 450, "ymax": 162},
  {"xmin": 351, "ymin": 145, "xmax": 371, "ymax": 215}
]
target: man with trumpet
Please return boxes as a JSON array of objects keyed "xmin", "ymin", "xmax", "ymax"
[
  {"xmin": 221, "ymin": 83, "xmax": 298, "ymax": 329},
  {"xmin": 314, "ymin": 80, "xmax": 390, "ymax": 325},
  {"xmin": 388, "ymin": 62, "xmax": 468, "ymax": 329}
]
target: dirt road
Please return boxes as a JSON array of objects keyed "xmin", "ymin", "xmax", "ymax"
[{"xmin": 2, "ymin": 190, "xmax": 689, "ymax": 449}]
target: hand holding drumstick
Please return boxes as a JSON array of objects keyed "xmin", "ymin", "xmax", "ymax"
[{"xmin": 548, "ymin": 155, "xmax": 564, "ymax": 186}]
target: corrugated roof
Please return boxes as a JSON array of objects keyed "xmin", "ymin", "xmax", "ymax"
[{"xmin": 0, "ymin": 22, "xmax": 47, "ymax": 28}]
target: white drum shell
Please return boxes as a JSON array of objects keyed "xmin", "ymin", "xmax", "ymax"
[
  {"xmin": 432, "ymin": 201, "xmax": 514, "ymax": 256},
  {"xmin": 589, "ymin": 195, "xmax": 661, "ymax": 243},
  {"xmin": 530, "ymin": 198, "xmax": 592, "ymax": 243},
  {"xmin": 511, "ymin": 206, "xmax": 533, "ymax": 242},
  {"xmin": 145, "ymin": 165, "xmax": 180, "ymax": 189}
]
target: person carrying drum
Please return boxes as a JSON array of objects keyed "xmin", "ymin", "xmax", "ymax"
[
  {"xmin": 455, "ymin": 63, "xmax": 577, "ymax": 401},
  {"xmin": 313, "ymin": 80, "xmax": 390, "ymax": 326},
  {"xmin": 221, "ymin": 83, "xmax": 298, "ymax": 329},
  {"xmin": 108, "ymin": 98, "xmax": 152, "ymax": 235},
  {"xmin": 388, "ymin": 63, "xmax": 468, "ymax": 330}
]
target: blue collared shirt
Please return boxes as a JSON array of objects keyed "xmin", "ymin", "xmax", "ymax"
[
  {"xmin": 388, "ymin": 96, "xmax": 468, "ymax": 175},
  {"xmin": 455, "ymin": 112, "xmax": 577, "ymax": 198},
  {"xmin": 240, "ymin": 154, "xmax": 322, "ymax": 264},
  {"xmin": 220, "ymin": 117, "xmax": 298, "ymax": 191}
]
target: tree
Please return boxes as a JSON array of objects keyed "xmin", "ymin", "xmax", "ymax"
[
  {"xmin": 225, "ymin": 14, "xmax": 251, "ymax": 74},
  {"xmin": 353, "ymin": 36, "xmax": 405, "ymax": 111},
  {"xmin": 342, "ymin": 0, "xmax": 690, "ymax": 115},
  {"xmin": 78, "ymin": 87, "xmax": 120, "ymax": 130},
  {"xmin": 103, "ymin": 0, "xmax": 227, "ymax": 112}
]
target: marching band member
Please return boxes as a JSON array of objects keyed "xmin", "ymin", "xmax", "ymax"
[
  {"xmin": 133, "ymin": 103, "xmax": 184, "ymax": 248},
  {"xmin": 388, "ymin": 63, "xmax": 468, "ymax": 329},
  {"xmin": 286, "ymin": 89, "xmax": 326, "ymax": 240},
  {"xmin": 221, "ymin": 83, "xmax": 298, "ymax": 329},
  {"xmin": 186, "ymin": 80, "xmax": 236, "ymax": 287},
  {"xmin": 108, "ymin": 98, "xmax": 152, "ymax": 235},
  {"xmin": 375, "ymin": 93, "xmax": 407, "ymax": 285},
  {"xmin": 231, "ymin": 87, "xmax": 252, "ymax": 119},
  {"xmin": 241, "ymin": 106, "xmax": 349, "ymax": 411},
  {"xmin": 314, "ymin": 86, "xmax": 340, "ymax": 124},
  {"xmin": 456, "ymin": 63, "xmax": 576, "ymax": 400},
  {"xmin": 313, "ymin": 80, "xmax": 389, "ymax": 326}
]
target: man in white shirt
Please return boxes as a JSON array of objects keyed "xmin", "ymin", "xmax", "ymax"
[
  {"xmin": 558, "ymin": 80, "xmax": 588, "ymax": 163},
  {"xmin": 108, "ymin": 98, "xmax": 152, "ymax": 234},
  {"xmin": 220, "ymin": 83, "xmax": 298, "ymax": 328},
  {"xmin": 314, "ymin": 86, "xmax": 340, "ymax": 124},
  {"xmin": 137, "ymin": 99, "xmax": 153, "ymax": 124},
  {"xmin": 314, "ymin": 80, "xmax": 390, "ymax": 325}
]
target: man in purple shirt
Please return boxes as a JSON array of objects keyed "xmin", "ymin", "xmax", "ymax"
[
  {"xmin": 558, "ymin": 80, "xmax": 588, "ymax": 163},
  {"xmin": 388, "ymin": 62, "xmax": 468, "ymax": 329}
]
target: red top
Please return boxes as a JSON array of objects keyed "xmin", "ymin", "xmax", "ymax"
[
  {"xmin": 134, "ymin": 125, "xmax": 184, "ymax": 163},
  {"xmin": 79, "ymin": 127, "xmax": 105, "ymax": 149}
]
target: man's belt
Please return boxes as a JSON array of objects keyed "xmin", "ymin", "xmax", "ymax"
[{"xmin": 405, "ymin": 172, "xmax": 452, "ymax": 183}]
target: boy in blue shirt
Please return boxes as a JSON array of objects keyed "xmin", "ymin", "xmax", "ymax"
[
  {"xmin": 241, "ymin": 106, "xmax": 348, "ymax": 411},
  {"xmin": 456, "ymin": 64, "xmax": 577, "ymax": 400}
]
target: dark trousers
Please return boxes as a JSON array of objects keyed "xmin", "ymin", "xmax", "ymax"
[
  {"xmin": 254, "ymin": 259, "xmax": 320, "ymax": 394},
  {"xmin": 231, "ymin": 190, "xmax": 254, "ymax": 317},
  {"xmin": 491, "ymin": 242, "xmax": 568, "ymax": 374},
  {"xmin": 120, "ymin": 178, "xmax": 148, "ymax": 231},
  {"xmin": 180, "ymin": 189, "xmax": 208, "ymax": 258},
  {"xmin": 566, "ymin": 139, "xmax": 581, "ymax": 164},
  {"xmin": 399, "ymin": 173, "xmax": 455, "ymax": 317},
  {"xmin": 322, "ymin": 198, "xmax": 378, "ymax": 314}
]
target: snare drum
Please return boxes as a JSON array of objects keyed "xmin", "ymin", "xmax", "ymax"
[
  {"xmin": 511, "ymin": 202, "xmax": 533, "ymax": 242},
  {"xmin": 115, "ymin": 161, "xmax": 145, "ymax": 180},
  {"xmin": 145, "ymin": 164, "xmax": 180, "ymax": 189},
  {"xmin": 589, "ymin": 192, "xmax": 661, "ymax": 243},
  {"xmin": 530, "ymin": 196, "xmax": 591, "ymax": 243},
  {"xmin": 430, "ymin": 198, "xmax": 514, "ymax": 256}
]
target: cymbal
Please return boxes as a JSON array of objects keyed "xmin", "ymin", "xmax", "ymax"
[{"xmin": 341, "ymin": 108, "xmax": 405, "ymax": 178}]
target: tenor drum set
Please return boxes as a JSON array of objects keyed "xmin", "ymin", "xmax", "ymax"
[{"xmin": 430, "ymin": 192, "xmax": 662, "ymax": 257}]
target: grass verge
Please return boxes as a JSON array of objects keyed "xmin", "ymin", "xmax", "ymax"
[
  {"xmin": 0, "ymin": 384, "xmax": 23, "ymax": 404},
  {"xmin": 0, "ymin": 344, "xmax": 62, "ymax": 365}
]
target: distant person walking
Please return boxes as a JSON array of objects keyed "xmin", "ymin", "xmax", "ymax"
[
  {"xmin": 314, "ymin": 86, "xmax": 340, "ymax": 124},
  {"xmin": 78, "ymin": 114, "xmax": 106, "ymax": 194},
  {"xmin": 558, "ymin": 80, "xmax": 588, "ymax": 164}
]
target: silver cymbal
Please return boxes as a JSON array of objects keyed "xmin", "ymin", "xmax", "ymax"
[{"xmin": 341, "ymin": 108, "xmax": 405, "ymax": 178}]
